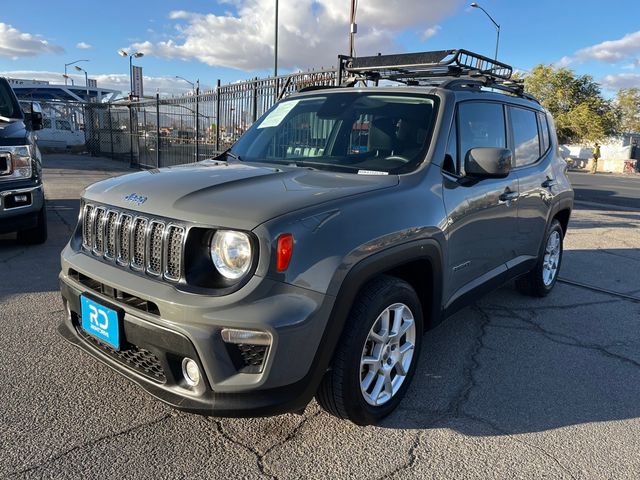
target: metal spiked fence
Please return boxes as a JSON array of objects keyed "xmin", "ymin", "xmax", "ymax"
[{"xmin": 82, "ymin": 69, "xmax": 338, "ymax": 168}]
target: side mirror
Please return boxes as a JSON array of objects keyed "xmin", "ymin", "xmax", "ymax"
[
  {"xmin": 464, "ymin": 147, "xmax": 512, "ymax": 179},
  {"xmin": 31, "ymin": 111, "xmax": 43, "ymax": 131}
]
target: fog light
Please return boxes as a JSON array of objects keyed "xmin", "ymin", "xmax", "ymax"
[
  {"xmin": 221, "ymin": 328, "xmax": 271, "ymax": 346},
  {"xmin": 182, "ymin": 358, "xmax": 201, "ymax": 386},
  {"xmin": 14, "ymin": 194, "xmax": 28, "ymax": 203}
]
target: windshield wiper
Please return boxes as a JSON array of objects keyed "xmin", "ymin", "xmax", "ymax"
[
  {"xmin": 0, "ymin": 115, "xmax": 20, "ymax": 123},
  {"xmin": 214, "ymin": 148, "xmax": 242, "ymax": 162}
]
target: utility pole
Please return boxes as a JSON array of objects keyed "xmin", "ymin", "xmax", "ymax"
[
  {"xmin": 274, "ymin": 0, "xmax": 279, "ymax": 77},
  {"xmin": 348, "ymin": 0, "xmax": 357, "ymax": 57}
]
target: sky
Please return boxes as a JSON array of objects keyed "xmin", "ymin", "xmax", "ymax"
[{"xmin": 0, "ymin": 0, "xmax": 638, "ymax": 97}]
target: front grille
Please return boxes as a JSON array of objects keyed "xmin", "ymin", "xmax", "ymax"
[
  {"xmin": 82, "ymin": 204, "xmax": 184, "ymax": 282},
  {"xmin": 105, "ymin": 211, "xmax": 119, "ymax": 258},
  {"xmin": 93, "ymin": 208, "xmax": 106, "ymax": 254},
  {"xmin": 226, "ymin": 343, "xmax": 269, "ymax": 374},
  {"xmin": 0, "ymin": 153, "xmax": 10, "ymax": 175},
  {"xmin": 131, "ymin": 218, "xmax": 148, "ymax": 270},
  {"xmin": 164, "ymin": 226, "xmax": 185, "ymax": 281},
  {"xmin": 78, "ymin": 328, "xmax": 166, "ymax": 383},
  {"xmin": 118, "ymin": 215, "xmax": 132, "ymax": 264},
  {"xmin": 147, "ymin": 222, "xmax": 164, "ymax": 275}
]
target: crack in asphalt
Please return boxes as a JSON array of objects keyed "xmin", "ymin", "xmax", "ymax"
[
  {"xmin": 8, "ymin": 413, "xmax": 173, "ymax": 477},
  {"xmin": 460, "ymin": 413, "xmax": 578, "ymax": 480},
  {"xmin": 448, "ymin": 304, "xmax": 491, "ymax": 418},
  {"xmin": 212, "ymin": 411, "xmax": 322, "ymax": 480},
  {"xmin": 378, "ymin": 432, "xmax": 423, "ymax": 479},
  {"xmin": 49, "ymin": 203, "xmax": 74, "ymax": 234},
  {"xmin": 484, "ymin": 298, "xmax": 622, "ymax": 312},
  {"xmin": 488, "ymin": 305, "xmax": 640, "ymax": 369},
  {"xmin": 0, "ymin": 248, "xmax": 26, "ymax": 265}
]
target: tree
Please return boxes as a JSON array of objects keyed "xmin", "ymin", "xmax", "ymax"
[
  {"xmin": 615, "ymin": 88, "xmax": 640, "ymax": 134},
  {"xmin": 523, "ymin": 65, "xmax": 617, "ymax": 143}
]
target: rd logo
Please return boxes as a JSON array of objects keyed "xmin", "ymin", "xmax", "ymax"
[{"xmin": 89, "ymin": 304, "xmax": 109, "ymax": 331}]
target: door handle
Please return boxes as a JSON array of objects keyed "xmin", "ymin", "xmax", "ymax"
[
  {"xmin": 499, "ymin": 190, "xmax": 520, "ymax": 203},
  {"xmin": 541, "ymin": 178, "xmax": 557, "ymax": 188}
]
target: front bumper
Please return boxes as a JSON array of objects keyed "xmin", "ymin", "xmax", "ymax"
[
  {"xmin": 0, "ymin": 183, "xmax": 44, "ymax": 233},
  {"xmin": 58, "ymin": 245, "xmax": 336, "ymax": 417}
]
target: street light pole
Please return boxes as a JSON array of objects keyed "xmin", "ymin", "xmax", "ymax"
[
  {"xmin": 274, "ymin": 0, "xmax": 279, "ymax": 77},
  {"xmin": 470, "ymin": 2, "xmax": 500, "ymax": 60},
  {"xmin": 64, "ymin": 59, "xmax": 89, "ymax": 85},
  {"xmin": 75, "ymin": 65, "xmax": 89, "ymax": 99},
  {"xmin": 349, "ymin": 0, "xmax": 357, "ymax": 57},
  {"xmin": 118, "ymin": 50, "xmax": 144, "ymax": 98}
]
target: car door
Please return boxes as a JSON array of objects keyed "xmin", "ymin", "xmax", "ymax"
[
  {"xmin": 441, "ymin": 101, "xmax": 519, "ymax": 307},
  {"xmin": 508, "ymin": 106, "xmax": 555, "ymax": 262}
]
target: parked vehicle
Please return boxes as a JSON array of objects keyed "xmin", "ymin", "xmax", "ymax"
[
  {"xmin": 58, "ymin": 50, "xmax": 573, "ymax": 424},
  {"xmin": 0, "ymin": 79, "xmax": 46, "ymax": 243}
]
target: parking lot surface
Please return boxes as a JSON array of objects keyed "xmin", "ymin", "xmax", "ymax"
[{"xmin": 1, "ymin": 154, "xmax": 639, "ymax": 479}]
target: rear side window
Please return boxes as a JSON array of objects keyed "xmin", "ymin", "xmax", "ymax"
[
  {"xmin": 458, "ymin": 102, "xmax": 506, "ymax": 165},
  {"xmin": 510, "ymin": 107, "xmax": 541, "ymax": 167},
  {"xmin": 538, "ymin": 112, "xmax": 550, "ymax": 153}
]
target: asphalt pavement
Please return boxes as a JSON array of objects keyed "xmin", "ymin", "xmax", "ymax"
[
  {"xmin": 1, "ymin": 154, "xmax": 640, "ymax": 479},
  {"xmin": 568, "ymin": 171, "xmax": 640, "ymax": 210}
]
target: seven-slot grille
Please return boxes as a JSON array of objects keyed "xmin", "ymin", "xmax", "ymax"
[{"xmin": 82, "ymin": 204, "xmax": 185, "ymax": 282}]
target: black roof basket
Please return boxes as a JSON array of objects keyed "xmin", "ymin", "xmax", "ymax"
[{"xmin": 337, "ymin": 49, "xmax": 533, "ymax": 101}]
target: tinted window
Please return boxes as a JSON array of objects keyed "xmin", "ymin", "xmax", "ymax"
[
  {"xmin": 510, "ymin": 107, "xmax": 541, "ymax": 167},
  {"xmin": 538, "ymin": 112, "xmax": 550, "ymax": 153},
  {"xmin": 0, "ymin": 80, "xmax": 20, "ymax": 118},
  {"xmin": 231, "ymin": 93, "xmax": 437, "ymax": 174},
  {"xmin": 458, "ymin": 102, "xmax": 506, "ymax": 166}
]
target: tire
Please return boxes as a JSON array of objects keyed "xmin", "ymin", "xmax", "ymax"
[
  {"xmin": 316, "ymin": 275, "xmax": 423, "ymax": 425},
  {"xmin": 516, "ymin": 219, "xmax": 563, "ymax": 297},
  {"xmin": 17, "ymin": 205, "xmax": 48, "ymax": 245}
]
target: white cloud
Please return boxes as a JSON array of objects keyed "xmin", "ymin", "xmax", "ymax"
[
  {"xmin": 421, "ymin": 26, "xmax": 441, "ymax": 42},
  {"xmin": 561, "ymin": 31, "xmax": 640, "ymax": 65},
  {"xmin": 129, "ymin": 0, "xmax": 464, "ymax": 71},
  {"xmin": 76, "ymin": 42, "xmax": 92, "ymax": 50},
  {"xmin": 0, "ymin": 70, "xmax": 202, "ymax": 97},
  {"xmin": 0, "ymin": 23, "xmax": 64, "ymax": 59},
  {"xmin": 601, "ymin": 73, "xmax": 640, "ymax": 90}
]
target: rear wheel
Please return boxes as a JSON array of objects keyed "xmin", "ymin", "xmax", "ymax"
[
  {"xmin": 516, "ymin": 219, "xmax": 563, "ymax": 297},
  {"xmin": 17, "ymin": 205, "xmax": 47, "ymax": 245},
  {"xmin": 316, "ymin": 275, "xmax": 423, "ymax": 425}
]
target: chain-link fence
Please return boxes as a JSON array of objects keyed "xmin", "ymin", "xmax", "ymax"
[{"xmin": 81, "ymin": 69, "xmax": 338, "ymax": 168}]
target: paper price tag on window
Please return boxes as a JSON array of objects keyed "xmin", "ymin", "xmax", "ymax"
[{"xmin": 257, "ymin": 100, "xmax": 300, "ymax": 128}]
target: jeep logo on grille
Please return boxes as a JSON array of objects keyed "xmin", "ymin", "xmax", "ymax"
[{"xmin": 123, "ymin": 193, "xmax": 148, "ymax": 206}]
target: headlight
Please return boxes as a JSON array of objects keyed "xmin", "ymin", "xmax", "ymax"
[
  {"xmin": 210, "ymin": 230, "xmax": 252, "ymax": 280},
  {"xmin": 0, "ymin": 146, "xmax": 32, "ymax": 180}
]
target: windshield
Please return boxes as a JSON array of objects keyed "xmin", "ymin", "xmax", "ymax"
[
  {"xmin": 230, "ymin": 92, "xmax": 437, "ymax": 174},
  {"xmin": 0, "ymin": 79, "xmax": 21, "ymax": 119}
]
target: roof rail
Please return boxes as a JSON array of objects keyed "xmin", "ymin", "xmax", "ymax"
[{"xmin": 337, "ymin": 49, "xmax": 533, "ymax": 101}]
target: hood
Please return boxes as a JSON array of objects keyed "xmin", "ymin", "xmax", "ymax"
[
  {"xmin": 83, "ymin": 161, "xmax": 399, "ymax": 230},
  {"xmin": 0, "ymin": 120, "xmax": 27, "ymax": 145}
]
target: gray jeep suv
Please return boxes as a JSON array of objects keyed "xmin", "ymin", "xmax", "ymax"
[{"xmin": 59, "ymin": 50, "xmax": 573, "ymax": 425}]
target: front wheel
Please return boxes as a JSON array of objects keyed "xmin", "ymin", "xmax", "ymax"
[
  {"xmin": 316, "ymin": 275, "xmax": 423, "ymax": 425},
  {"xmin": 17, "ymin": 205, "xmax": 48, "ymax": 245},
  {"xmin": 516, "ymin": 219, "xmax": 563, "ymax": 297}
]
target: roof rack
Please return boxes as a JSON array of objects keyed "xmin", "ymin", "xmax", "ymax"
[{"xmin": 337, "ymin": 49, "xmax": 533, "ymax": 101}]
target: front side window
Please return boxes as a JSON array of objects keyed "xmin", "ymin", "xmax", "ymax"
[
  {"xmin": 230, "ymin": 92, "xmax": 437, "ymax": 174},
  {"xmin": 510, "ymin": 107, "xmax": 541, "ymax": 167},
  {"xmin": 458, "ymin": 102, "xmax": 506, "ymax": 166},
  {"xmin": 0, "ymin": 81, "xmax": 20, "ymax": 119}
]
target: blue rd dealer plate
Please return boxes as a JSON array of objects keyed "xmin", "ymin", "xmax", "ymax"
[{"xmin": 81, "ymin": 295, "xmax": 121, "ymax": 350}]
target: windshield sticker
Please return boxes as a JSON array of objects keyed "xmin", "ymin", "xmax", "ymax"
[
  {"xmin": 257, "ymin": 100, "xmax": 300, "ymax": 129},
  {"xmin": 357, "ymin": 170, "xmax": 389, "ymax": 176}
]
